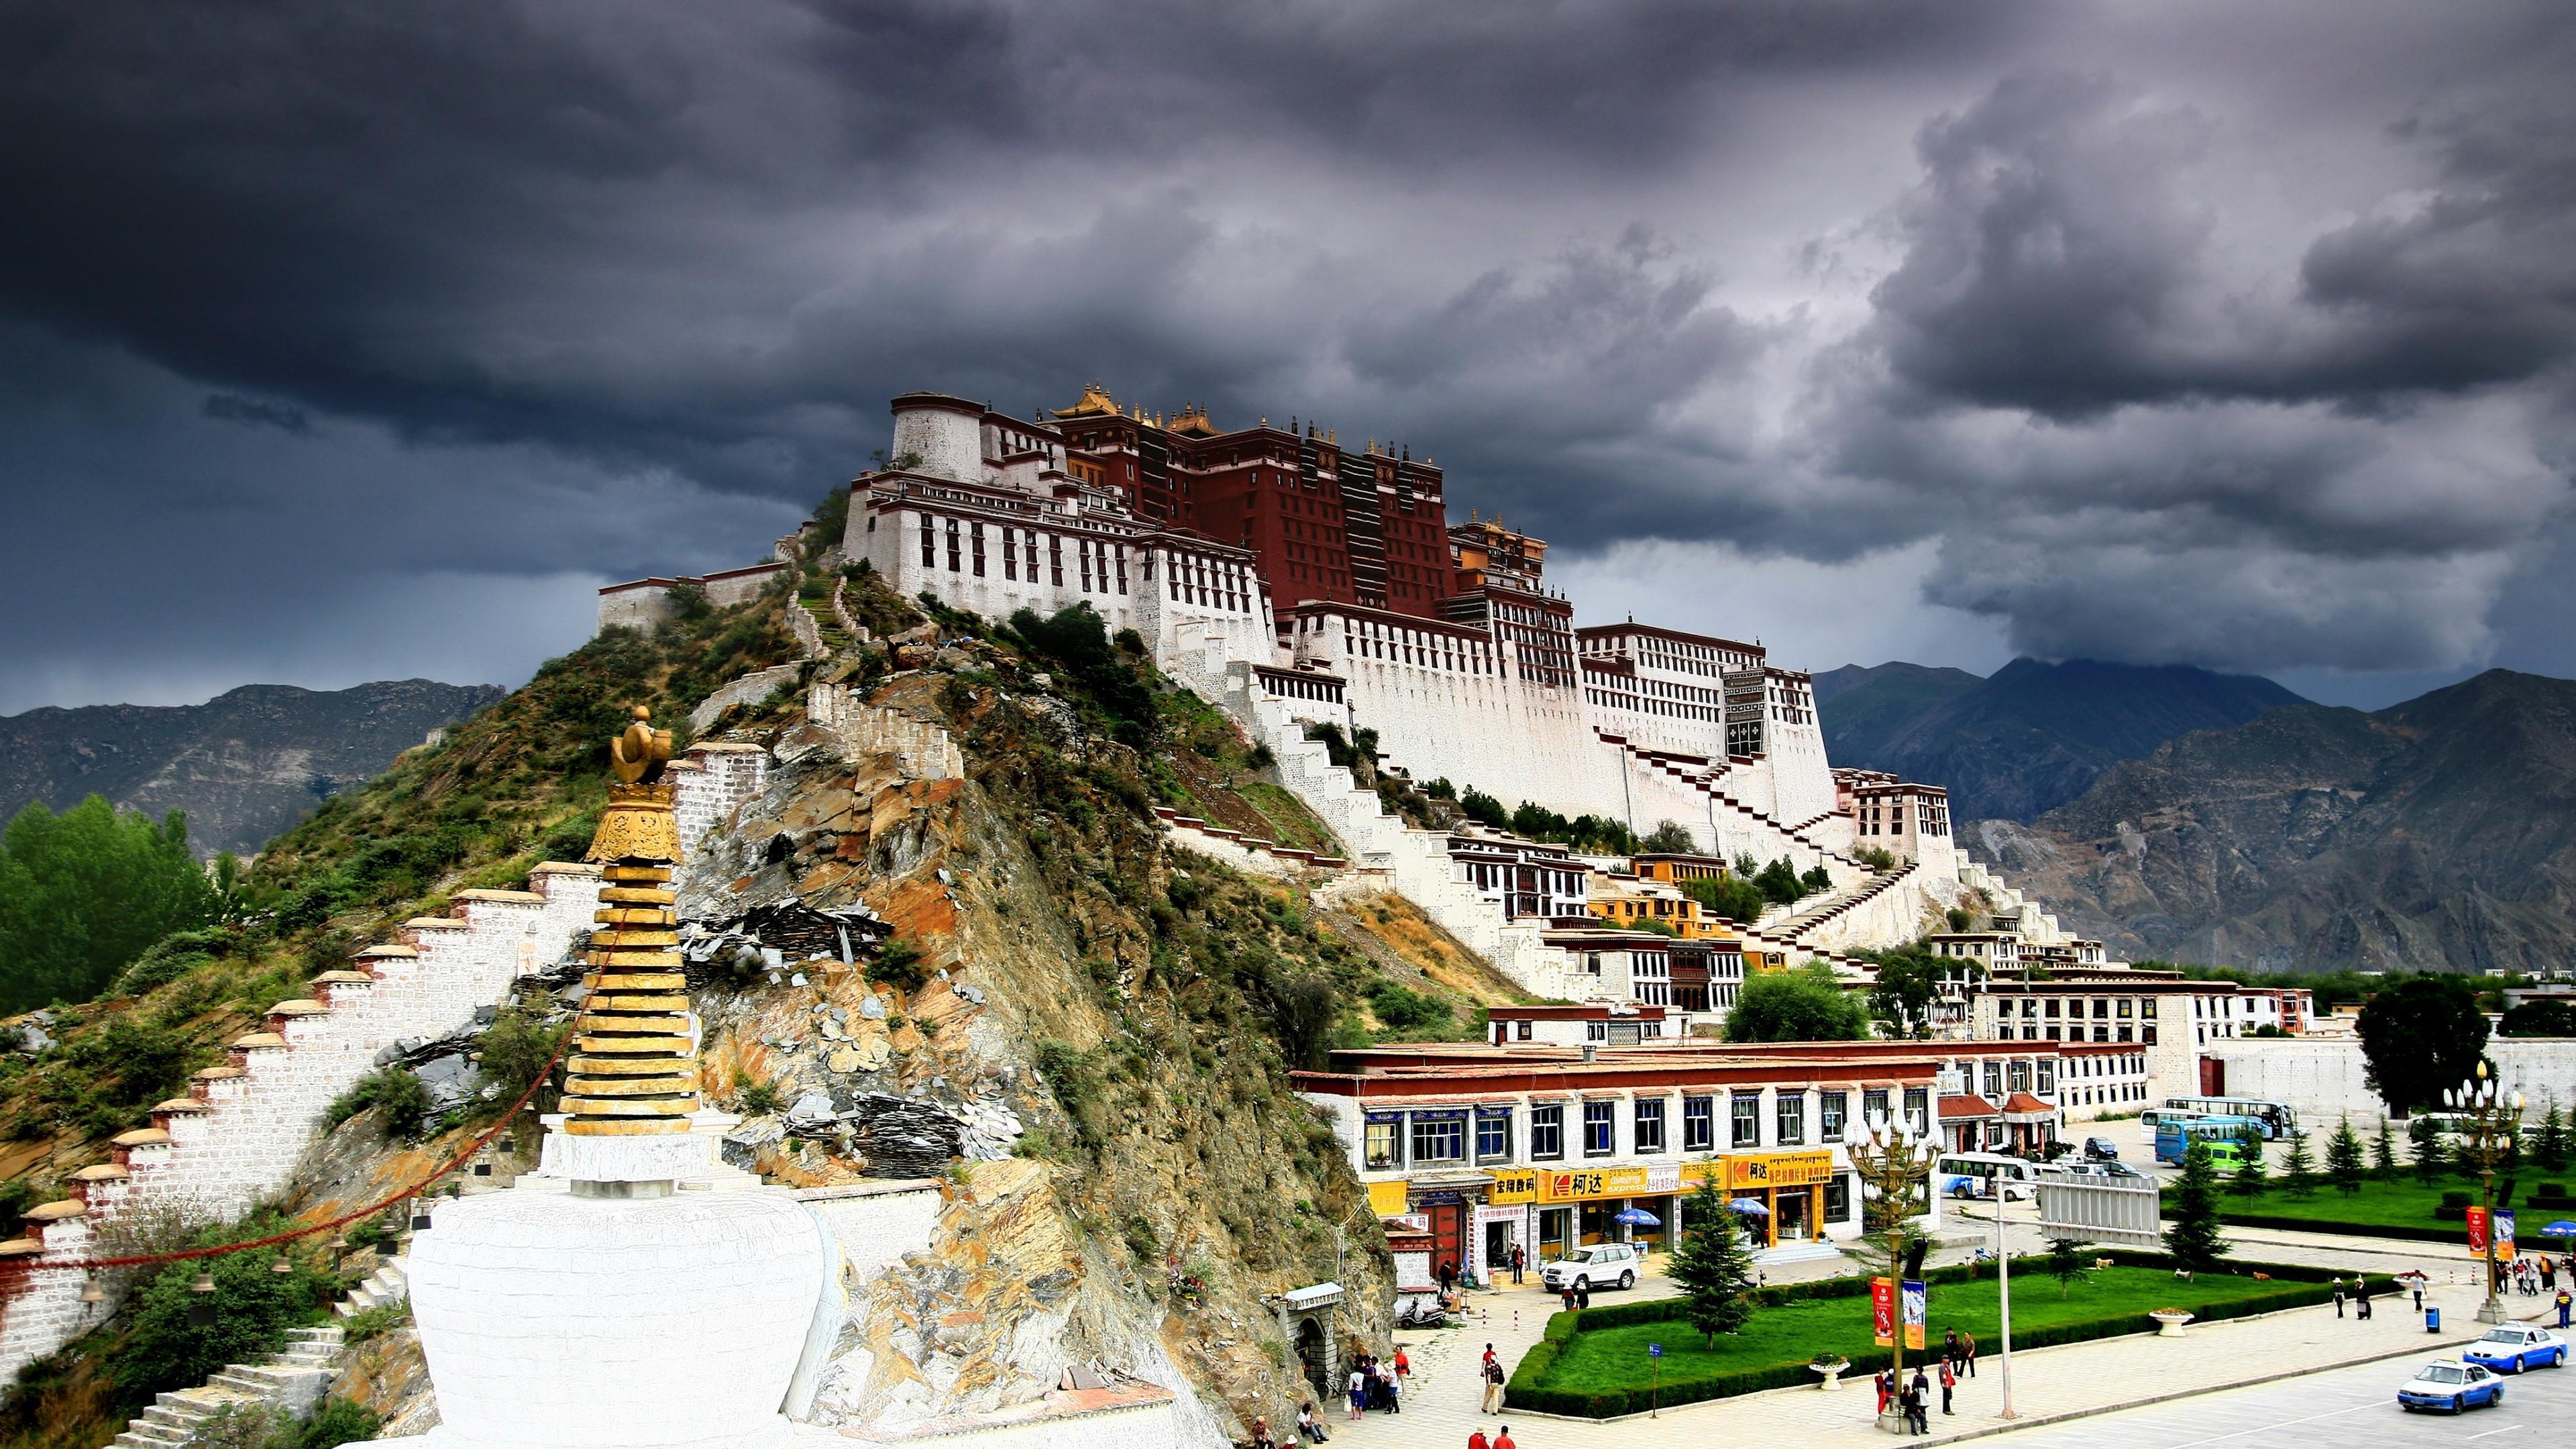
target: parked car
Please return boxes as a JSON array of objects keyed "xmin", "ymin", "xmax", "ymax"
[
  {"xmin": 2398, "ymin": 1360, "xmax": 2505, "ymax": 1413},
  {"xmin": 2464, "ymin": 1325, "xmax": 2569, "ymax": 1373},
  {"xmin": 2082, "ymin": 1136, "xmax": 2121, "ymax": 1161},
  {"xmin": 1538, "ymin": 1243, "xmax": 1639, "ymax": 1292}
]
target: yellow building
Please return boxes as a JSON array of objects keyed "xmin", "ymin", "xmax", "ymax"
[{"xmin": 1586, "ymin": 871, "xmax": 1738, "ymax": 942}]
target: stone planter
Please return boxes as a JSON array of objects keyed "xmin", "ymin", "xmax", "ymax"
[
  {"xmin": 2149, "ymin": 1309, "xmax": 2194, "ymax": 1338},
  {"xmin": 1810, "ymin": 1359, "xmax": 1849, "ymax": 1391}
]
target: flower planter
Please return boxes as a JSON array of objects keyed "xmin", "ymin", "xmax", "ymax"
[
  {"xmin": 2149, "ymin": 1309, "xmax": 2194, "ymax": 1338},
  {"xmin": 1809, "ymin": 1358, "xmax": 1849, "ymax": 1391}
]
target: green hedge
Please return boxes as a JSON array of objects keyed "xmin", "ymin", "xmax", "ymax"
[
  {"xmin": 1505, "ymin": 1252, "xmax": 2396, "ymax": 1418},
  {"xmin": 2214, "ymin": 1210, "xmax": 2467, "ymax": 1243}
]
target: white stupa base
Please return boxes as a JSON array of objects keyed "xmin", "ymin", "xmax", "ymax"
[{"xmin": 408, "ymin": 1183, "xmax": 828, "ymax": 1449}]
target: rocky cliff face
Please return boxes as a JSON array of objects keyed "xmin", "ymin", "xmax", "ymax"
[
  {"xmin": 1970, "ymin": 669, "xmax": 2576, "ymax": 973},
  {"xmin": 0, "ymin": 681, "xmax": 504, "ymax": 857}
]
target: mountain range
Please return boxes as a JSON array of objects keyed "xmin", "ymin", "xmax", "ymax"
[
  {"xmin": 1814, "ymin": 657, "xmax": 2307, "ymax": 822},
  {"xmin": 0, "ymin": 681, "xmax": 504, "ymax": 858},
  {"xmin": 1970, "ymin": 669, "xmax": 2576, "ymax": 975}
]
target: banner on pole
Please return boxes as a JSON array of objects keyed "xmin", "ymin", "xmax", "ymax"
[
  {"xmin": 1871, "ymin": 1277, "xmax": 1894, "ymax": 1346},
  {"xmin": 1901, "ymin": 1278, "xmax": 1927, "ymax": 1351},
  {"xmin": 2467, "ymin": 1206, "xmax": 2488, "ymax": 1254},
  {"xmin": 2498, "ymin": 1209, "xmax": 2518, "ymax": 1262}
]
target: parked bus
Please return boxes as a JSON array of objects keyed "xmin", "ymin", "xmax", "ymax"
[
  {"xmin": 2161, "ymin": 1095, "xmax": 2298, "ymax": 1140},
  {"xmin": 2154, "ymin": 1116, "xmax": 2259, "ymax": 1167},
  {"xmin": 2139, "ymin": 1106, "xmax": 2233, "ymax": 1142},
  {"xmin": 1936, "ymin": 1152, "xmax": 2041, "ymax": 1201}
]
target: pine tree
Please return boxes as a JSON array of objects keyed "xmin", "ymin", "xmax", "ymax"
[
  {"xmin": 2046, "ymin": 1236, "xmax": 2091, "ymax": 1299},
  {"xmin": 2534, "ymin": 1095, "xmax": 2569, "ymax": 1173},
  {"xmin": 1669, "ymin": 1180, "xmax": 1758, "ymax": 1346},
  {"xmin": 2279, "ymin": 1127, "xmax": 2317, "ymax": 1197},
  {"xmin": 2327, "ymin": 1116, "xmax": 2365, "ymax": 1196},
  {"xmin": 2229, "ymin": 1124, "xmax": 2270, "ymax": 1198},
  {"xmin": 2409, "ymin": 1114, "xmax": 2447, "ymax": 1181},
  {"xmin": 2371, "ymin": 1120, "xmax": 2398, "ymax": 1179},
  {"xmin": 2165, "ymin": 1142, "xmax": 2229, "ymax": 1272}
]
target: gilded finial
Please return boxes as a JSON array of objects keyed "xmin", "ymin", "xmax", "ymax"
[
  {"xmin": 609, "ymin": 704, "xmax": 674, "ymax": 784},
  {"xmin": 572, "ymin": 704, "xmax": 695, "ymax": 1137}
]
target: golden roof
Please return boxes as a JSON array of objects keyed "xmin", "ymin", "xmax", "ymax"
[
  {"xmin": 1167, "ymin": 402, "xmax": 1220, "ymax": 437},
  {"xmin": 1053, "ymin": 381, "xmax": 1122, "ymax": 419}
]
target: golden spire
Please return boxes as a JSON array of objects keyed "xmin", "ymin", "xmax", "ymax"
[
  {"xmin": 1051, "ymin": 381, "xmax": 1122, "ymax": 419},
  {"xmin": 570, "ymin": 706, "xmax": 696, "ymax": 1137}
]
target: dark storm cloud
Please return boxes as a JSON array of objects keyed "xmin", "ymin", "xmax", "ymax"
[{"xmin": 3, "ymin": 0, "xmax": 2575, "ymax": 708}]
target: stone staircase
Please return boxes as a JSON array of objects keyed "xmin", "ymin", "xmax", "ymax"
[
  {"xmin": 111, "ymin": 1325, "xmax": 343, "ymax": 1449},
  {"xmin": 334, "ymin": 1252, "xmax": 409, "ymax": 1318}
]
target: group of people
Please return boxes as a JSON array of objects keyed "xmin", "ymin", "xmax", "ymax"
[
  {"xmin": 1872, "ymin": 1332, "xmax": 1978, "ymax": 1435},
  {"xmin": 1342, "ymin": 1350, "xmax": 1408, "ymax": 1421},
  {"xmin": 2327, "ymin": 1276, "xmax": 2375, "ymax": 1319},
  {"xmin": 2503, "ymin": 1252, "xmax": 2559, "ymax": 1298}
]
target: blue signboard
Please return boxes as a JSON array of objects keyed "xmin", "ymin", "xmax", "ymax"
[{"xmin": 1648, "ymin": 1344, "xmax": 1662, "ymax": 1358}]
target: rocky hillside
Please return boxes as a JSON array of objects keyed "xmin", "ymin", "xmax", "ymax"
[
  {"xmin": 1969, "ymin": 669, "xmax": 2576, "ymax": 974},
  {"xmin": 1819, "ymin": 657, "xmax": 2304, "ymax": 822},
  {"xmin": 0, "ymin": 681, "xmax": 505, "ymax": 857},
  {"xmin": 0, "ymin": 527, "xmax": 1455, "ymax": 1447}
]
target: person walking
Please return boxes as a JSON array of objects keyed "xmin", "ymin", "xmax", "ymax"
[
  {"xmin": 1875, "ymin": 1368, "xmax": 1894, "ymax": 1417},
  {"xmin": 1346, "ymin": 1365, "xmax": 1366, "ymax": 1424},
  {"xmin": 1962, "ymin": 1331, "xmax": 1978, "ymax": 1379},
  {"xmin": 1468, "ymin": 1431, "xmax": 1489, "ymax": 1449},
  {"xmin": 1493, "ymin": 1426, "xmax": 1516, "ymax": 1449},
  {"xmin": 1939, "ymin": 1358, "xmax": 1956, "ymax": 1415},
  {"xmin": 1481, "ymin": 1355, "xmax": 1506, "ymax": 1413},
  {"xmin": 1393, "ymin": 1348, "xmax": 1411, "ymax": 1392},
  {"xmin": 2355, "ymin": 1279, "xmax": 2373, "ymax": 1320},
  {"xmin": 2555, "ymin": 1287, "xmax": 2571, "ymax": 1328},
  {"xmin": 2542, "ymin": 1256, "xmax": 2558, "ymax": 1293},
  {"xmin": 2412, "ymin": 1281, "xmax": 2426, "ymax": 1315},
  {"xmin": 1510, "ymin": 1243, "xmax": 1526, "ymax": 1285},
  {"xmin": 1941, "ymin": 1329, "xmax": 1960, "ymax": 1377},
  {"xmin": 1559, "ymin": 1285, "xmax": 1576, "ymax": 1314},
  {"xmin": 1574, "ymin": 1284, "xmax": 1591, "ymax": 1311},
  {"xmin": 1383, "ymin": 1363, "xmax": 1402, "ymax": 1416},
  {"xmin": 1439, "ymin": 1259, "xmax": 1458, "ymax": 1297},
  {"xmin": 2330, "ymin": 1278, "xmax": 2346, "ymax": 1318}
]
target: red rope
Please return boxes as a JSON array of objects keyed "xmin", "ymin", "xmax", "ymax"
[{"xmin": 1, "ymin": 977, "xmax": 601, "ymax": 1278}]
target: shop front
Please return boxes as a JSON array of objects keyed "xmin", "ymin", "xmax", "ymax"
[
  {"xmin": 1532, "ymin": 1161, "xmax": 1725, "ymax": 1259},
  {"xmin": 1720, "ymin": 1148, "xmax": 1840, "ymax": 1248}
]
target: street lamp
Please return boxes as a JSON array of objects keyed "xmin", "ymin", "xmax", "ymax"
[
  {"xmin": 1847, "ymin": 1113, "xmax": 1935, "ymax": 1434},
  {"xmin": 2446, "ymin": 1062, "xmax": 2524, "ymax": 1326}
]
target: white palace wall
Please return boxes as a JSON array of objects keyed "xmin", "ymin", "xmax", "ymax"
[{"xmin": 2207, "ymin": 1036, "xmax": 2576, "ymax": 1128}]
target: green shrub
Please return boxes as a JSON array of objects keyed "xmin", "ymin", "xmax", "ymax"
[
  {"xmin": 112, "ymin": 927, "xmax": 238, "ymax": 997},
  {"xmin": 288, "ymin": 1397, "xmax": 384, "ymax": 1449},
  {"xmin": 339, "ymin": 1303, "xmax": 409, "ymax": 1344},
  {"xmin": 869, "ymin": 938, "xmax": 928, "ymax": 992},
  {"xmin": 326, "ymin": 1068, "xmax": 433, "ymax": 1140},
  {"xmin": 115, "ymin": 1216, "xmax": 337, "ymax": 1405}
]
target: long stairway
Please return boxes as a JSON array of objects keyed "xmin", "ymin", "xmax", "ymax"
[{"xmin": 112, "ymin": 1326, "xmax": 344, "ymax": 1449}]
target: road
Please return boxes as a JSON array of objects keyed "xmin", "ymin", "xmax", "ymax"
[{"xmin": 1980, "ymin": 1340, "xmax": 2576, "ymax": 1449}]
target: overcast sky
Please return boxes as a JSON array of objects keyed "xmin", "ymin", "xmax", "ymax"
[{"xmin": 5, "ymin": 0, "xmax": 2573, "ymax": 714}]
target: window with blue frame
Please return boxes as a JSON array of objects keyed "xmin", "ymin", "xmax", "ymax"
[
  {"xmin": 1476, "ymin": 1108, "xmax": 1513, "ymax": 1163},
  {"xmin": 1821, "ymin": 1090, "xmax": 1848, "ymax": 1141},
  {"xmin": 1582, "ymin": 1100, "xmax": 1616, "ymax": 1157},
  {"xmin": 1411, "ymin": 1110, "xmax": 1466, "ymax": 1165},
  {"xmin": 1682, "ymin": 1095, "xmax": 1715, "ymax": 1152},
  {"xmin": 1633, "ymin": 1097, "xmax": 1666, "ymax": 1153},
  {"xmin": 1904, "ymin": 1087, "xmax": 1929, "ymax": 1132},
  {"xmin": 1364, "ymin": 1114, "xmax": 1402, "ymax": 1171},
  {"xmin": 1731, "ymin": 1093, "xmax": 1761, "ymax": 1147},
  {"xmin": 1530, "ymin": 1104, "xmax": 1564, "ymax": 1160}
]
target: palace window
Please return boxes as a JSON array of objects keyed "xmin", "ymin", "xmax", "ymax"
[
  {"xmin": 945, "ymin": 519, "xmax": 961, "ymax": 572},
  {"xmin": 970, "ymin": 522, "xmax": 985, "ymax": 576},
  {"xmin": 1825, "ymin": 1173, "xmax": 1852, "ymax": 1222},
  {"xmin": 1903, "ymin": 1087, "xmax": 1929, "ymax": 1132},
  {"xmin": 1363, "ymin": 1116, "xmax": 1401, "ymax": 1172},
  {"xmin": 1982, "ymin": 1061, "xmax": 2002, "ymax": 1097},
  {"xmin": 1731, "ymin": 1094, "xmax": 1760, "ymax": 1148},
  {"xmin": 920, "ymin": 513, "xmax": 936, "ymax": 568},
  {"xmin": 1863, "ymin": 1087, "xmax": 1890, "ymax": 1126},
  {"xmin": 1115, "ymin": 545, "xmax": 1128, "ymax": 595},
  {"xmin": 1776, "ymin": 1093, "xmax": 1806, "ymax": 1146},
  {"xmin": 1410, "ymin": 1112, "xmax": 1464, "ymax": 1165},
  {"xmin": 1002, "ymin": 530, "xmax": 1018, "ymax": 580},
  {"xmin": 1633, "ymin": 1097, "xmax": 1666, "ymax": 1154},
  {"xmin": 1049, "ymin": 535, "xmax": 1063, "ymax": 586},
  {"xmin": 1582, "ymin": 1101, "xmax": 1616, "ymax": 1157},
  {"xmin": 1530, "ymin": 1104, "xmax": 1564, "ymax": 1161},
  {"xmin": 2008, "ymin": 1061, "xmax": 2032, "ymax": 1093},
  {"xmin": 1477, "ymin": 1108, "xmax": 1513, "ymax": 1164},
  {"xmin": 1682, "ymin": 1095, "xmax": 1715, "ymax": 1152},
  {"xmin": 1820, "ymin": 1090, "xmax": 1847, "ymax": 1141}
]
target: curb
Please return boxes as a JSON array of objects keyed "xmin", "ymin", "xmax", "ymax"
[{"xmin": 1504, "ymin": 1298, "xmax": 2498, "ymax": 1428}]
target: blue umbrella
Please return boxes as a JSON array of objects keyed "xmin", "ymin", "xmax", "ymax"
[
  {"xmin": 1612, "ymin": 1208, "xmax": 1662, "ymax": 1226},
  {"xmin": 1727, "ymin": 1197, "xmax": 1771, "ymax": 1216},
  {"xmin": 2544, "ymin": 1220, "xmax": 2576, "ymax": 1238}
]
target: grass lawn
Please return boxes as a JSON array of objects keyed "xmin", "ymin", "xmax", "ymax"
[
  {"xmin": 2188, "ymin": 1172, "xmax": 2573, "ymax": 1236},
  {"xmin": 1536, "ymin": 1266, "xmax": 2292, "ymax": 1395}
]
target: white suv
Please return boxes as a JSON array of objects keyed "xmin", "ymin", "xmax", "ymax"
[{"xmin": 1540, "ymin": 1243, "xmax": 1640, "ymax": 1293}]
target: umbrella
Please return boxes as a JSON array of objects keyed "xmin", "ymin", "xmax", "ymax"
[
  {"xmin": 1612, "ymin": 1208, "xmax": 1662, "ymax": 1226},
  {"xmin": 2543, "ymin": 1220, "xmax": 2576, "ymax": 1238},
  {"xmin": 1727, "ymin": 1197, "xmax": 1771, "ymax": 1216},
  {"xmin": 2392, "ymin": 1269, "xmax": 2430, "ymax": 1283}
]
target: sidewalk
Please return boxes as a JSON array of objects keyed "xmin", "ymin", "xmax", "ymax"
[{"xmin": 1343, "ymin": 1277, "xmax": 2528, "ymax": 1449}]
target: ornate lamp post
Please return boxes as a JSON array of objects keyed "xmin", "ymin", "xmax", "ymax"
[
  {"xmin": 1847, "ymin": 1114, "xmax": 1935, "ymax": 1434},
  {"xmin": 2446, "ymin": 1061, "xmax": 2524, "ymax": 1326}
]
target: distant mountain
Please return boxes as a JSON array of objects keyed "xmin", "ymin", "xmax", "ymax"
[
  {"xmin": 1818, "ymin": 657, "xmax": 2305, "ymax": 821},
  {"xmin": 1971, "ymin": 669, "xmax": 2576, "ymax": 975},
  {"xmin": 0, "ymin": 681, "xmax": 504, "ymax": 857}
]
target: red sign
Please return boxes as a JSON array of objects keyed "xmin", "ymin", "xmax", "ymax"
[
  {"xmin": 2467, "ymin": 1206, "xmax": 2488, "ymax": 1254},
  {"xmin": 1871, "ymin": 1277, "xmax": 1896, "ymax": 1346}
]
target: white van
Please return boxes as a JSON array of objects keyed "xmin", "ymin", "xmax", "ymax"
[{"xmin": 1937, "ymin": 1152, "xmax": 2039, "ymax": 1201}]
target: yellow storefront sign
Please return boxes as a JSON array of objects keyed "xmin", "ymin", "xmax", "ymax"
[
  {"xmin": 1366, "ymin": 1180, "xmax": 1411, "ymax": 1216},
  {"xmin": 1725, "ymin": 1150, "xmax": 1836, "ymax": 1189},
  {"xmin": 1488, "ymin": 1169, "xmax": 1539, "ymax": 1205},
  {"xmin": 1538, "ymin": 1167, "xmax": 1650, "ymax": 1203}
]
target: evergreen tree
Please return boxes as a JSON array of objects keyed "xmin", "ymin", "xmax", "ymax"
[
  {"xmin": 2045, "ymin": 1236, "xmax": 2091, "ymax": 1299},
  {"xmin": 2165, "ymin": 1142, "xmax": 2229, "ymax": 1272},
  {"xmin": 2327, "ymin": 1116, "xmax": 2365, "ymax": 1196},
  {"xmin": 2279, "ymin": 1127, "xmax": 2317, "ymax": 1196},
  {"xmin": 2409, "ymin": 1114, "xmax": 2447, "ymax": 1181},
  {"xmin": 2535, "ymin": 1095, "xmax": 2570, "ymax": 1173},
  {"xmin": 2371, "ymin": 1119, "xmax": 2398, "ymax": 1179},
  {"xmin": 2229, "ymin": 1124, "xmax": 2270, "ymax": 1197},
  {"xmin": 1668, "ymin": 1180, "xmax": 1758, "ymax": 1346},
  {"xmin": 0, "ymin": 796, "xmax": 216, "ymax": 1013}
]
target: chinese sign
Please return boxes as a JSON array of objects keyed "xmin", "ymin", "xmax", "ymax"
[
  {"xmin": 1725, "ymin": 1150, "xmax": 1837, "ymax": 1189},
  {"xmin": 1488, "ymin": 1169, "xmax": 1540, "ymax": 1205},
  {"xmin": 1872, "ymin": 1277, "xmax": 1895, "ymax": 1346}
]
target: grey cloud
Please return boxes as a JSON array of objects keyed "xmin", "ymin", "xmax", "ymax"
[{"xmin": 203, "ymin": 394, "xmax": 313, "ymax": 433}]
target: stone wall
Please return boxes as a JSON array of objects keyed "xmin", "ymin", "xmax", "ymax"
[
  {"xmin": 0, "ymin": 865, "xmax": 604, "ymax": 1386},
  {"xmin": 690, "ymin": 664, "xmax": 803, "ymax": 736},
  {"xmin": 673, "ymin": 743, "xmax": 774, "ymax": 859},
  {"xmin": 2206, "ymin": 1036, "xmax": 2576, "ymax": 1128}
]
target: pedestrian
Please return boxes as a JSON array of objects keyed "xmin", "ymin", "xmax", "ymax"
[
  {"xmin": 1253, "ymin": 1417, "xmax": 1277, "ymax": 1449},
  {"xmin": 1894, "ymin": 1384, "xmax": 1914, "ymax": 1433},
  {"xmin": 1560, "ymin": 1285, "xmax": 1576, "ymax": 1314},
  {"xmin": 2330, "ymin": 1279, "xmax": 2345, "ymax": 1318},
  {"xmin": 1494, "ymin": 1426, "xmax": 1517, "ymax": 1449},
  {"xmin": 1482, "ymin": 1356, "xmax": 1506, "ymax": 1413},
  {"xmin": 1297, "ymin": 1402, "xmax": 1324, "ymax": 1445},
  {"xmin": 2355, "ymin": 1280, "xmax": 2372, "ymax": 1320},
  {"xmin": 1875, "ymin": 1369, "xmax": 1893, "ymax": 1417},
  {"xmin": 1939, "ymin": 1358, "xmax": 1956, "ymax": 1415},
  {"xmin": 1383, "ymin": 1364, "xmax": 1402, "ymax": 1415},
  {"xmin": 1962, "ymin": 1332, "xmax": 1978, "ymax": 1379},
  {"xmin": 1468, "ymin": 1431, "xmax": 1489, "ymax": 1449},
  {"xmin": 1942, "ymin": 1329, "xmax": 1960, "ymax": 1375},
  {"xmin": 1346, "ymin": 1366, "xmax": 1366, "ymax": 1424},
  {"xmin": 2412, "ymin": 1282, "xmax": 2425, "ymax": 1315},
  {"xmin": 1394, "ymin": 1348, "xmax": 1411, "ymax": 1389},
  {"xmin": 2556, "ymin": 1287, "xmax": 2571, "ymax": 1329},
  {"xmin": 2542, "ymin": 1256, "xmax": 2558, "ymax": 1293},
  {"xmin": 1906, "ymin": 1382, "xmax": 1930, "ymax": 1436},
  {"xmin": 1511, "ymin": 1243, "xmax": 1526, "ymax": 1285},
  {"xmin": 1575, "ymin": 1284, "xmax": 1591, "ymax": 1311},
  {"xmin": 1440, "ymin": 1259, "xmax": 1458, "ymax": 1296}
]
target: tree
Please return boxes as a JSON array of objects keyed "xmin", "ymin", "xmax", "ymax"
[
  {"xmin": 0, "ymin": 796, "xmax": 218, "ymax": 1013},
  {"xmin": 2165, "ymin": 1142, "xmax": 2229, "ymax": 1271},
  {"xmin": 2499, "ymin": 1000, "xmax": 2576, "ymax": 1038},
  {"xmin": 2279, "ymin": 1127, "xmax": 2317, "ymax": 1197},
  {"xmin": 2045, "ymin": 1236, "xmax": 2092, "ymax": 1299},
  {"xmin": 1799, "ymin": 865, "xmax": 1834, "ymax": 896},
  {"xmin": 1725, "ymin": 963, "xmax": 1868, "ymax": 1042},
  {"xmin": 1669, "ymin": 1181, "xmax": 1758, "ymax": 1344},
  {"xmin": 1638, "ymin": 820, "xmax": 1697, "ymax": 855},
  {"xmin": 1857, "ymin": 943, "xmax": 1949, "ymax": 1040},
  {"xmin": 1752, "ymin": 857, "xmax": 1807, "ymax": 907},
  {"xmin": 2357, "ymin": 977, "xmax": 2489, "ymax": 1116},
  {"xmin": 2408, "ymin": 1114, "xmax": 2447, "ymax": 1181},
  {"xmin": 1680, "ymin": 873, "xmax": 1770, "ymax": 927},
  {"xmin": 2326, "ymin": 1117, "xmax": 2365, "ymax": 1196},
  {"xmin": 2229, "ymin": 1124, "xmax": 2270, "ymax": 1197},
  {"xmin": 2534, "ymin": 1095, "xmax": 2571, "ymax": 1173},
  {"xmin": 2371, "ymin": 1119, "xmax": 2399, "ymax": 1179}
]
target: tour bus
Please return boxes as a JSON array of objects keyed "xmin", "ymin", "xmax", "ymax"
[
  {"xmin": 1936, "ymin": 1151, "xmax": 2041, "ymax": 1201},
  {"xmin": 2161, "ymin": 1095, "xmax": 2299, "ymax": 1140},
  {"xmin": 2138, "ymin": 1106, "xmax": 2233, "ymax": 1141},
  {"xmin": 2154, "ymin": 1116, "xmax": 2259, "ymax": 1167}
]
